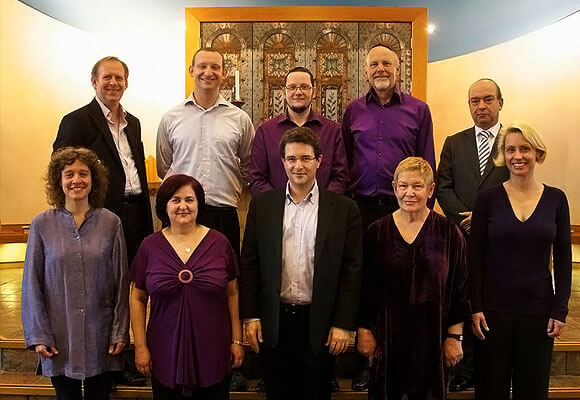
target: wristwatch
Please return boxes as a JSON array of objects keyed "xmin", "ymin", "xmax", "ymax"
[{"xmin": 446, "ymin": 333, "xmax": 463, "ymax": 342}]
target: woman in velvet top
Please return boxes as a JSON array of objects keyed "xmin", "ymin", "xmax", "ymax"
[
  {"xmin": 22, "ymin": 147, "xmax": 129, "ymax": 400},
  {"xmin": 357, "ymin": 157, "xmax": 469, "ymax": 400},
  {"xmin": 130, "ymin": 174, "xmax": 243, "ymax": 400},
  {"xmin": 470, "ymin": 122, "xmax": 571, "ymax": 400}
]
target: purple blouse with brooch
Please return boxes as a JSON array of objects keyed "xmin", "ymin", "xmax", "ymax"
[{"xmin": 131, "ymin": 229, "xmax": 238, "ymax": 392}]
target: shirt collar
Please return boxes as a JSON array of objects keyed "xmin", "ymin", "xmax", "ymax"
[
  {"xmin": 285, "ymin": 181, "xmax": 319, "ymax": 206},
  {"xmin": 365, "ymin": 86, "xmax": 402, "ymax": 106},
  {"xmin": 475, "ymin": 121, "xmax": 501, "ymax": 139},
  {"xmin": 185, "ymin": 92, "xmax": 230, "ymax": 111},
  {"xmin": 279, "ymin": 107, "xmax": 322, "ymax": 127},
  {"xmin": 95, "ymin": 96, "xmax": 126, "ymax": 121}
]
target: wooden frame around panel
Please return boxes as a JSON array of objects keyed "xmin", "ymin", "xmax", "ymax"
[{"xmin": 184, "ymin": 7, "xmax": 428, "ymax": 101}]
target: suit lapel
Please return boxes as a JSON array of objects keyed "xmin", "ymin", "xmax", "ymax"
[
  {"xmin": 271, "ymin": 190, "xmax": 286, "ymax": 288},
  {"xmin": 480, "ymin": 125, "xmax": 502, "ymax": 184},
  {"xmin": 314, "ymin": 189, "xmax": 333, "ymax": 267},
  {"xmin": 461, "ymin": 127, "xmax": 480, "ymax": 178},
  {"xmin": 88, "ymin": 98, "xmax": 123, "ymax": 168}
]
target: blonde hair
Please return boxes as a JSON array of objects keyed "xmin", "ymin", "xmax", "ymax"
[
  {"xmin": 393, "ymin": 157, "xmax": 433, "ymax": 186},
  {"xmin": 494, "ymin": 122, "xmax": 547, "ymax": 166}
]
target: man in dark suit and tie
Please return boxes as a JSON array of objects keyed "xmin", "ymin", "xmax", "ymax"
[
  {"xmin": 53, "ymin": 56, "xmax": 153, "ymax": 266},
  {"xmin": 436, "ymin": 78, "xmax": 509, "ymax": 391},
  {"xmin": 53, "ymin": 56, "xmax": 153, "ymax": 386},
  {"xmin": 240, "ymin": 126, "xmax": 362, "ymax": 400}
]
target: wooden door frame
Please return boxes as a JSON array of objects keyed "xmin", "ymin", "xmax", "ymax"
[{"xmin": 185, "ymin": 7, "xmax": 428, "ymax": 101}]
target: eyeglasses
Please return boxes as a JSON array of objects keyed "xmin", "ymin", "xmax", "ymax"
[
  {"xmin": 284, "ymin": 156, "xmax": 317, "ymax": 165},
  {"xmin": 285, "ymin": 84, "xmax": 313, "ymax": 92}
]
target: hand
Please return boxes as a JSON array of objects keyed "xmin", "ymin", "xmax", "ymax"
[
  {"xmin": 134, "ymin": 345, "xmax": 153, "ymax": 377},
  {"xmin": 547, "ymin": 318, "xmax": 566, "ymax": 338},
  {"xmin": 244, "ymin": 320, "xmax": 262, "ymax": 353},
  {"xmin": 34, "ymin": 344, "xmax": 58, "ymax": 358},
  {"xmin": 231, "ymin": 343, "xmax": 245, "ymax": 368},
  {"xmin": 326, "ymin": 327, "xmax": 350, "ymax": 355},
  {"xmin": 459, "ymin": 212, "xmax": 472, "ymax": 233},
  {"xmin": 108, "ymin": 341, "xmax": 125, "ymax": 355},
  {"xmin": 356, "ymin": 327, "xmax": 377, "ymax": 361},
  {"xmin": 472, "ymin": 312, "xmax": 489, "ymax": 340},
  {"xmin": 444, "ymin": 337, "xmax": 463, "ymax": 367}
]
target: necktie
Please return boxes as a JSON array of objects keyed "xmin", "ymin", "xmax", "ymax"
[{"xmin": 478, "ymin": 130, "xmax": 491, "ymax": 175}]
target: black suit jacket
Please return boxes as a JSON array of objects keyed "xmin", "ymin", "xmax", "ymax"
[
  {"xmin": 239, "ymin": 188, "xmax": 363, "ymax": 354},
  {"xmin": 53, "ymin": 98, "xmax": 153, "ymax": 234},
  {"xmin": 436, "ymin": 126, "xmax": 509, "ymax": 226}
]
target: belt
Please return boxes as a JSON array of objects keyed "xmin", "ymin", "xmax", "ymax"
[
  {"xmin": 122, "ymin": 194, "xmax": 143, "ymax": 204},
  {"xmin": 280, "ymin": 302, "xmax": 311, "ymax": 315},
  {"xmin": 205, "ymin": 204, "xmax": 237, "ymax": 211},
  {"xmin": 354, "ymin": 194, "xmax": 397, "ymax": 207}
]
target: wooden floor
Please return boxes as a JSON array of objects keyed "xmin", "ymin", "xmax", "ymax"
[{"xmin": 3, "ymin": 264, "xmax": 580, "ymax": 399}]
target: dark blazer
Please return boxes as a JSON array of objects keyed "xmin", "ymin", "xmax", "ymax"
[
  {"xmin": 53, "ymin": 98, "xmax": 153, "ymax": 234},
  {"xmin": 239, "ymin": 187, "xmax": 363, "ymax": 354},
  {"xmin": 436, "ymin": 126, "xmax": 509, "ymax": 226}
]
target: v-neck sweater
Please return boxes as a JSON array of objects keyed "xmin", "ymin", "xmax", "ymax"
[{"xmin": 470, "ymin": 184, "xmax": 571, "ymax": 321}]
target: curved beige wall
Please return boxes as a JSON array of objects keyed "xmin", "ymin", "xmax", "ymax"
[
  {"xmin": 1, "ymin": 0, "xmax": 579, "ymax": 224},
  {"xmin": 428, "ymin": 11, "xmax": 580, "ymax": 223}
]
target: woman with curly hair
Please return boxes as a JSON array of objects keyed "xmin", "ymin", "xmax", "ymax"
[{"xmin": 22, "ymin": 147, "xmax": 129, "ymax": 400}]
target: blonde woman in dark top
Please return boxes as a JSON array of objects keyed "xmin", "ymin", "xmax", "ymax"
[{"xmin": 470, "ymin": 122, "xmax": 571, "ymax": 399}]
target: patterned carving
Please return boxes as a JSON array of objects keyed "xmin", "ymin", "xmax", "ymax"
[
  {"xmin": 322, "ymin": 88, "xmax": 339, "ymax": 122},
  {"xmin": 271, "ymin": 89, "xmax": 286, "ymax": 116},
  {"xmin": 359, "ymin": 22, "xmax": 413, "ymax": 95},
  {"xmin": 201, "ymin": 23, "xmax": 253, "ymax": 117},
  {"xmin": 201, "ymin": 21, "xmax": 412, "ymax": 127}
]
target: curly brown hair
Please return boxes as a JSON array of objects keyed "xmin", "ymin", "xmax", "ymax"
[{"xmin": 46, "ymin": 147, "xmax": 109, "ymax": 208}]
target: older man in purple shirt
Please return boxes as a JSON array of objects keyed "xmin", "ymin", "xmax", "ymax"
[
  {"xmin": 342, "ymin": 45, "xmax": 435, "ymax": 230},
  {"xmin": 250, "ymin": 66, "xmax": 349, "ymax": 195}
]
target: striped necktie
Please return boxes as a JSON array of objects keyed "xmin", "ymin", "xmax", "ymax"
[{"xmin": 478, "ymin": 130, "xmax": 491, "ymax": 175}]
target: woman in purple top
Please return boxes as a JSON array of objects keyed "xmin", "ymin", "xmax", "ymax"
[
  {"xmin": 22, "ymin": 147, "xmax": 129, "ymax": 400},
  {"xmin": 130, "ymin": 174, "xmax": 243, "ymax": 399},
  {"xmin": 357, "ymin": 157, "xmax": 469, "ymax": 400},
  {"xmin": 470, "ymin": 122, "xmax": 572, "ymax": 399}
]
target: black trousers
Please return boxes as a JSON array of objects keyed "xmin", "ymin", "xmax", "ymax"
[
  {"xmin": 152, "ymin": 375, "xmax": 232, "ymax": 400},
  {"xmin": 119, "ymin": 195, "xmax": 150, "ymax": 266},
  {"xmin": 354, "ymin": 195, "xmax": 399, "ymax": 230},
  {"xmin": 473, "ymin": 310, "xmax": 553, "ymax": 400},
  {"xmin": 51, "ymin": 373, "xmax": 110, "ymax": 400},
  {"xmin": 260, "ymin": 304, "xmax": 333, "ymax": 400},
  {"xmin": 198, "ymin": 205, "xmax": 240, "ymax": 253}
]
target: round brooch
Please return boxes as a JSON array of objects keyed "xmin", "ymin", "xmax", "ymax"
[{"xmin": 178, "ymin": 269, "xmax": 193, "ymax": 284}]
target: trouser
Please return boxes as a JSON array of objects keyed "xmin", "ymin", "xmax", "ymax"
[
  {"xmin": 118, "ymin": 194, "xmax": 150, "ymax": 266},
  {"xmin": 261, "ymin": 303, "xmax": 333, "ymax": 400},
  {"xmin": 198, "ymin": 205, "xmax": 240, "ymax": 254},
  {"xmin": 354, "ymin": 195, "xmax": 399, "ymax": 230},
  {"xmin": 473, "ymin": 310, "xmax": 553, "ymax": 400},
  {"xmin": 51, "ymin": 372, "xmax": 110, "ymax": 400},
  {"xmin": 152, "ymin": 374, "xmax": 232, "ymax": 400}
]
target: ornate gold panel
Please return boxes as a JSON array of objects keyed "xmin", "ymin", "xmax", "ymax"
[{"xmin": 201, "ymin": 21, "xmax": 412, "ymax": 127}]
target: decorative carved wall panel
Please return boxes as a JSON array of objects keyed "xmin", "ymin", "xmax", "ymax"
[{"xmin": 201, "ymin": 21, "xmax": 412, "ymax": 127}]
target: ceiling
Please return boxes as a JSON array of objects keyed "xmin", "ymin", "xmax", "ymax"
[{"xmin": 19, "ymin": 0, "xmax": 580, "ymax": 62}]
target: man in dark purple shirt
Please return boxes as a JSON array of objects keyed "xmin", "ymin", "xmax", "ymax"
[
  {"xmin": 342, "ymin": 44, "xmax": 435, "ymax": 391},
  {"xmin": 250, "ymin": 66, "xmax": 349, "ymax": 194},
  {"xmin": 342, "ymin": 45, "xmax": 435, "ymax": 229}
]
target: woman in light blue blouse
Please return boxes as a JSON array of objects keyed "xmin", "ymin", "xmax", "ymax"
[{"xmin": 22, "ymin": 147, "xmax": 129, "ymax": 400}]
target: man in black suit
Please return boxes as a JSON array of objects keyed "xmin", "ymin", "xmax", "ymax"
[
  {"xmin": 436, "ymin": 78, "xmax": 509, "ymax": 391},
  {"xmin": 240, "ymin": 127, "xmax": 362, "ymax": 400},
  {"xmin": 53, "ymin": 56, "xmax": 153, "ymax": 387},
  {"xmin": 53, "ymin": 56, "xmax": 153, "ymax": 265}
]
